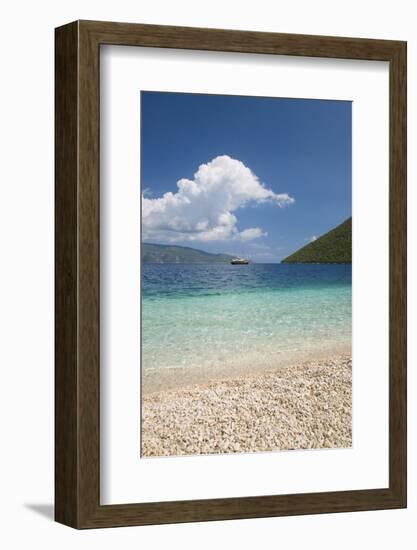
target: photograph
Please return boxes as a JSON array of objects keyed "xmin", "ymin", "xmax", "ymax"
[{"xmin": 140, "ymin": 91, "xmax": 352, "ymax": 458}]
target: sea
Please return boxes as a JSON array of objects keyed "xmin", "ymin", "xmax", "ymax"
[{"xmin": 141, "ymin": 263, "xmax": 351, "ymax": 389}]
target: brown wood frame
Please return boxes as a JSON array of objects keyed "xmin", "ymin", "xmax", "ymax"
[{"xmin": 55, "ymin": 20, "xmax": 407, "ymax": 529}]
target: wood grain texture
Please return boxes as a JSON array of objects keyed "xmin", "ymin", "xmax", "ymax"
[
  {"xmin": 388, "ymin": 41, "xmax": 407, "ymax": 504},
  {"xmin": 55, "ymin": 21, "xmax": 79, "ymax": 527},
  {"xmin": 55, "ymin": 20, "xmax": 407, "ymax": 529}
]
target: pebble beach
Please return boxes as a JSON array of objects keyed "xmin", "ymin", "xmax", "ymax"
[{"xmin": 141, "ymin": 355, "xmax": 352, "ymax": 457}]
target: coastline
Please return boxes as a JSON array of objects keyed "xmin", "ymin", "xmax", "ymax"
[
  {"xmin": 142, "ymin": 343, "xmax": 351, "ymax": 395},
  {"xmin": 141, "ymin": 354, "xmax": 352, "ymax": 458}
]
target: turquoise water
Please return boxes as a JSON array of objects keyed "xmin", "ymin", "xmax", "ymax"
[{"xmin": 142, "ymin": 264, "xmax": 351, "ymax": 378}]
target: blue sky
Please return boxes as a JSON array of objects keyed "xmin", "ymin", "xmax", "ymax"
[{"xmin": 141, "ymin": 91, "xmax": 351, "ymax": 262}]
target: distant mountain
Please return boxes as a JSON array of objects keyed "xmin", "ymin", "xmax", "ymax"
[
  {"xmin": 142, "ymin": 243, "xmax": 235, "ymax": 264},
  {"xmin": 281, "ymin": 218, "xmax": 352, "ymax": 264}
]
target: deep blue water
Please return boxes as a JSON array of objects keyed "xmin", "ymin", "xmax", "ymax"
[{"xmin": 142, "ymin": 263, "xmax": 351, "ymax": 298}]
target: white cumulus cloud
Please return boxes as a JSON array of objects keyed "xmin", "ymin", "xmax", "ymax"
[{"xmin": 142, "ymin": 155, "xmax": 294, "ymax": 242}]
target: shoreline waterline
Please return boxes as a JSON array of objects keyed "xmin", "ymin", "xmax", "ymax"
[{"xmin": 142, "ymin": 344, "xmax": 351, "ymax": 395}]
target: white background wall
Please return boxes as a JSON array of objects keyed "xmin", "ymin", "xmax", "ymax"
[{"xmin": 0, "ymin": 0, "xmax": 415, "ymax": 548}]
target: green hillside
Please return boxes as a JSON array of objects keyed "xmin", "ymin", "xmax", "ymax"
[
  {"xmin": 142, "ymin": 243, "xmax": 235, "ymax": 264},
  {"xmin": 282, "ymin": 218, "xmax": 352, "ymax": 264}
]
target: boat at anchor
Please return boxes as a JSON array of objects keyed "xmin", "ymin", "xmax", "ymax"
[{"xmin": 230, "ymin": 257, "xmax": 250, "ymax": 265}]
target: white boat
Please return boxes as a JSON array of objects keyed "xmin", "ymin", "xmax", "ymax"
[{"xmin": 230, "ymin": 257, "xmax": 249, "ymax": 265}]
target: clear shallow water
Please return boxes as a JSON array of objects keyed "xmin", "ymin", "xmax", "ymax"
[{"xmin": 142, "ymin": 263, "xmax": 351, "ymax": 379}]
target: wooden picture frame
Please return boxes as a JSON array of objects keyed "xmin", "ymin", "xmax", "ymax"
[{"xmin": 55, "ymin": 20, "xmax": 407, "ymax": 529}]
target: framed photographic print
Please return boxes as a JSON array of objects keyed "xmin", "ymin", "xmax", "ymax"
[{"xmin": 55, "ymin": 20, "xmax": 406, "ymax": 528}]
